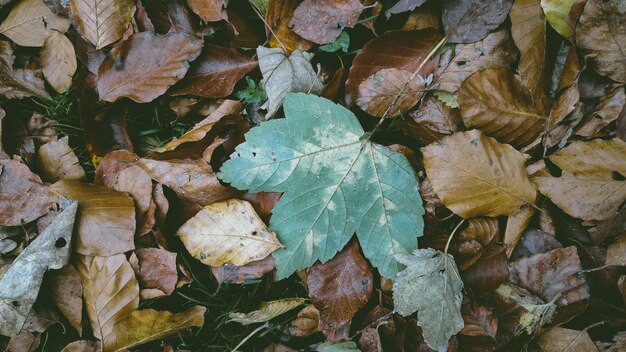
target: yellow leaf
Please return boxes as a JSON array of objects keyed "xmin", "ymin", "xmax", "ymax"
[
  {"xmin": 229, "ymin": 298, "xmax": 305, "ymax": 325},
  {"xmin": 541, "ymin": 0, "xmax": 578, "ymax": 38}
]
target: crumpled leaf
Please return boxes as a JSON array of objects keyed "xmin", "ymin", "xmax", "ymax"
[
  {"xmin": 0, "ymin": 201, "xmax": 77, "ymax": 336},
  {"xmin": 392, "ymin": 248, "xmax": 464, "ymax": 352},
  {"xmin": 307, "ymin": 241, "xmax": 373, "ymax": 341},
  {"xmin": 176, "ymin": 199, "xmax": 282, "ymax": 267},
  {"xmin": 532, "ymin": 138, "xmax": 626, "ymax": 221},
  {"xmin": 576, "ymin": 0, "xmax": 626, "ymax": 83},
  {"xmin": 285, "ymin": 305, "xmax": 319, "ymax": 337},
  {"xmin": 70, "ymin": 0, "xmax": 135, "ymax": 49},
  {"xmin": 40, "ymin": 32, "xmax": 77, "ymax": 93},
  {"xmin": 103, "ymin": 306, "xmax": 205, "ymax": 352},
  {"xmin": 422, "ymin": 130, "xmax": 537, "ymax": 218},
  {"xmin": 460, "ymin": 301, "xmax": 497, "ymax": 340},
  {"xmin": 442, "ymin": 0, "xmax": 514, "ymax": 43},
  {"xmin": 289, "ymin": 0, "xmax": 364, "ymax": 44},
  {"xmin": 356, "ymin": 68, "xmax": 425, "ymax": 118},
  {"xmin": 541, "ymin": 0, "xmax": 579, "ymax": 38},
  {"xmin": 219, "ymin": 93, "xmax": 424, "ymax": 279},
  {"xmin": 537, "ymin": 327, "xmax": 599, "ymax": 352},
  {"xmin": 97, "ymin": 32, "xmax": 203, "ymax": 103},
  {"xmin": 0, "ymin": 0, "xmax": 70, "ymax": 47},
  {"xmin": 51, "ymin": 180, "xmax": 135, "ymax": 256},
  {"xmin": 576, "ymin": 87, "xmax": 626, "ymax": 138},
  {"xmin": 187, "ymin": 0, "xmax": 228, "ymax": 22},
  {"xmin": 494, "ymin": 283, "xmax": 557, "ymax": 337},
  {"xmin": 35, "ymin": 137, "xmax": 85, "ymax": 182},
  {"xmin": 229, "ymin": 298, "xmax": 305, "ymax": 325},
  {"xmin": 397, "ymin": 94, "xmax": 462, "ymax": 145},
  {"xmin": 257, "ymin": 47, "xmax": 323, "ymax": 118},
  {"xmin": 0, "ymin": 40, "xmax": 50, "ymax": 100},
  {"xmin": 49, "ymin": 264, "xmax": 83, "ymax": 334}
]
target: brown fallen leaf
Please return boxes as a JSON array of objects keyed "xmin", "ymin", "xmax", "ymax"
[
  {"xmin": 290, "ymin": 0, "xmax": 365, "ymax": 44},
  {"xmin": 576, "ymin": 87, "xmax": 626, "ymax": 138},
  {"xmin": 503, "ymin": 206, "xmax": 535, "ymax": 257},
  {"xmin": 345, "ymin": 29, "xmax": 442, "ymax": 106},
  {"xmin": 457, "ymin": 68, "xmax": 547, "ymax": 149},
  {"xmin": 35, "ymin": 136, "xmax": 85, "ymax": 182},
  {"xmin": 422, "ymin": 130, "xmax": 537, "ymax": 218},
  {"xmin": 76, "ymin": 254, "xmax": 139, "ymax": 344},
  {"xmin": 606, "ymin": 235, "xmax": 625, "ymax": 266},
  {"xmin": 170, "ymin": 44, "xmax": 257, "ymax": 98},
  {"xmin": 462, "ymin": 243, "xmax": 509, "ymax": 293},
  {"xmin": 48, "ymin": 264, "xmax": 83, "ymax": 334},
  {"xmin": 6, "ymin": 330, "xmax": 40, "ymax": 352},
  {"xmin": 0, "ymin": 40, "xmax": 51, "ymax": 100},
  {"xmin": 460, "ymin": 301, "xmax": 497, "ymax": 340},
  {"xmin": 537, "ymin": 327, "xmax": 599, "ymax": 352},
  {"xmin": 533, "ymin": 138, "xmax": 626, "ymax": 221},
  {"xmin": 510, "ymin": 229, "xmax": 563, "ymax": 261},
  {"xmin": 265, "ymin": 0, "xmax": 313, "ymax": 53},
  {"xmin": 177, "ymin": 199, "xmax": 282, "ymax": 266},
  {"xmin": 576, "ymin": 0, "xmax": 626, "ymax": 83},
  {"xmin": 187, "ymin": 0, "xmax": 228, "ymax": 22},
  {"xmin": 97, "ymin": 31, "xmax": 203, "ymax": 103},
  {"xmin": 40, "ymin": 32, "xmax": 77, "ymax": 93},
  {"xmin": 135, "ymin": 248, "xmax": 177, "ymax": 296},
  {"xmin": 51, "ymin": 180, "xmax": 135, "ymax": 256},
  {"xmin": 285, "ymin": 305, "xmax": 319, "ymax": 337},
  {"xmin": 442, "ymin": 0, "xmax": 514, "ymax": 43},
  {"xmin": 397, "ymin": 94, "xmax": 463, "ymax": 145},
  {"xmin": 211, "ymin": 255, "xmax": 276, "ymax": 284},
  {"xmin": 307, "ymin": 241, "xmax": 373, "ymax": 341},
  {"xmin": 137, "ymin": 158, "xmax": 238, "ymax": 205},
  {"xmin": 61, "ymin": 341, "xmax": 101, "ymax": 352},
  {"xmin": 70, "ymin": 0, "xmax": 135, "ymax": 49},
  {"xmin": 356, "ymin": 68, "xmax": 425, "ymax": 118},
  {"xmin": 456, "ymin": 217, "xmax": 500, "ymax": 270},
  {"xmin": 0, "ymin": 159, "xmax": 58, "ymax": 226},
  {"xmin": 0, "ymin": 0, "xmax": 70, "ymax": 47}
]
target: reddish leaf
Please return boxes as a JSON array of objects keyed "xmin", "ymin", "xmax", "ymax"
[
  {"xmin": 290, "ymin": 0, "xmax": 365, "ymax": 44},
  {"xmin": 187, "ymin": 0, "xmax": 228, "ymax": 22},
  {"xmin": 460, "ymin": 301, "xmax": 497, "ymax": 339},
  {"xmin": 397, "ymin": 94, "xmax": 463, "ymax": 145},
  {"xmin": 462, "ymin": 243, "xmax": 509, "ymax": 293},
  {"xmin": 136, "ymin": 248, "xmax": 177, "ymax": 296}
]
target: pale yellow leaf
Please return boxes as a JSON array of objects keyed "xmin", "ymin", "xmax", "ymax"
[
  {"xmin": 541, "ymin": 0, "xmax": 579, "ymax": 38},
  {"xmin": 229, "ymin": 298, "xmax": 305, "ymax": 325}
]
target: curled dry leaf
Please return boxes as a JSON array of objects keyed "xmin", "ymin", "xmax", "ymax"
[
  {"xmin": 290, "ymin": 0, "xmax": 364, "ymax": 44},
  {"xmin": 176, "ymin": 199, "xmax": 282, "ymax": 266},
  {"xmin": 49, "ymin": 264, "xmax": 83, "ymax": 334},
  {"xmin": 97, "ymin": 32, "xmax": 203, "ymax": 103},
  {"xmin": 103, "ymin": 306, "xmax": 205, "ymax": 352},
  {"xmin": 265, "ymin": 0, "xmax": 313, "ymax": 53},
  {"xmin": 575, "ymin": 0, "xmax": 626, "ymax": 83},
  {"xmin": 397, "ymin": 94, "xmax": 462, "ymax": 145},
  {"xmin": 35, "ymin": 136, "xmax": 85, "ymax": 183},
  {"xmin": 137, "ymin": 158, "xmax": 238, "ymax": 206},
  {"xmin": 0, "ymin": 0, "xmax": 70, "ymax": 47},
  {"xmin": 532, "ymin": 139, "xmax": 626, "ymax": 221},
  {"xmin": 345, "ymin": 29, "xmax": 442, "ymax": 106},
  {"xmin": 285, "ymin": 305, "xmax": 319, "ymax": 337},
  {"xmin": 537, "ymin": 327, "xmax": 599, "ymax": 352},
  {"xmin": 40, "ymin": 32, "xmax": 77, "ymax": 94},
  {"xmin": 503, "ymin": 206, "xmax": 535, "ymax": 257},
  {"xmin": 510, "ymin": 229, "xmax": 563, "ymax": 261},
  {"xmin": 0, "ymin": 40, "xmax": 51, "ymax": 99},
  {"xmin": 76, "ymin": 254, "xmax": 139, "ymax": 344},
  {"xmin": 70, "ymin": 0, "xmax": 135, "ymax": 49},
  {"xmin": 576, "ymin": 87, "xmax": 626, "ymax": 138},
  {"xmin": 307, "ymin": 241, "xmax": 373, "ymax": 341},
  {"xmin": 51, "ymin": 180, "xmax": 135, "ymax": 256},
  {"xmin": 494, "ymin": 283, "xmax": 557, "ymax": 338},
  {"xmin": 7, "ymin": 331, "xmax": 40, "ymax": 352},
  {"xmin": 356, "ymin": 68, "xmax": 425, "ymax": 118},
  {"xmin": 422, "ymin": 130, "xmax": 537, "ymax": 218},
  {"xmin": 187, "ymin": 0, "xmax": 228, "ymax": 22},
  {"xmin": 0, "ymin": 201, "xmax": 76, "ymax": 336},
  {"xmin": 170, "ymin": 44, "xmax": 257, "ymax": 98},
  {"xmin": 457, "ymin": 68, "xmax": 547, "ymax": 149},
  {"xmin": 212, "ymin": 255, "xmax": 275, "ymax": 284},
  {"xmin": 442, "ymin": 0, "xmax": 514, "ymax": 43},
  {"xmin": 229, "ymin": 298, "xmax": 305, "ymax": 325},
  {"xmin": 257, "ymin": 47, "xmax": 324, "ymax": 118},
  {"xmin": 135, "ymin": 248, "xmax": 177, "ymax": 296}
]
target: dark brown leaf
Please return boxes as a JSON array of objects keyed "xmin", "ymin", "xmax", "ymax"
[
  {"xmin": 460, "ymin": 301, "xmax": 497, "ymax": 339},
  {"xmin": 397, "ymin": 94, "xmax": 463, "ymax": 145},
  {"xmin": 290, "ymin": 0, "xmax": 365, "ymax": 44},
  {"xmin": 442, "ymin": 0, "xmax": 514, "ymax": 43},
  {"xmin": 35, "ymin": 137, "xmax": 85, "ymax": 183},
  {"xmin": 356, "ymin": 68, "xmax": 425, "ymax": 117},
  {"xmin": 576, "ymin": 87, "xmax": 626, "ymax": 137},
  {"xmin": 0, "ymin": 40, "xmax": 50, "ymax": 100},
  {"xmin": 462, "ymin": 243, "xmax": 509, "ymax": 293}
]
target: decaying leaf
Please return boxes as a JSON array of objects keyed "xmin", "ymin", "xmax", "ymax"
[
  {"xmin": 532, "ymin": 138, "xmax": 626, "ymax": 221},
  {"xmin": 576, "ymin": 87, "xmax": 626, "ymax": 138},
  {"xmin": 607, "ymin": 235, "xmax": 625, "ymax": 266},
  {"xmin": 70, "ymin": 0, "xmax": 135, "ymax": 49},
  {"xmin": 537, "ymin": 327, "xmax": 599, "ymax": 352},
  {"xmin": 307, "ymin": 241, "xmax": 373, "ymax": 340},
  {"xmin": 177, "ymin": 199, "xmax": 282, "ymax": 267},
  {"xmin": 460, "ymin": 301, "xmax": 497, "ymax": 340},
  {"xmin": 35, "ymin": 137, "xmax": 85, "ymax": 182},
  {"xmin": 51, "ymin": 180, "xmax": 135, "ymax": 256},
  {"xmin": 397, "ymin": 94, "xmax": 462, "ymax": 145},
  {"xmin": 289, "ymin": 0, "xmax": 364, "ymax": 44},
  {"xmin": 442, "ymin": 0, "xmax": 514, "ymax": 43},
  {"xmin": 317, "ymin": 341, "xmax": 361, "ymax": 352},
  {"xmin": 135, "ymin": 248, "xmax": 177, "ymax": 297},
  {"xmin": 393, "ymin": 248, "xmax": 464, "ymax": 352},
  {"xmin": 494, "ymin": 283, "xmax": 557, "ymax": 336},
  {"xmin": 257, "ymin": 47, "xmax": 323, "ymax": 118},
  {"xmin": 97, "ymin": 32, "xmax": 203, "ymax": 103},
  {"xmin": 0, "ymin": 201, "xmax": 77, "ymax": 336},
  {"xmin": 61, "ymin": 341, "xmax": 101, "ymax": 352},
  {"xmin": 285, "ymin": 305, "xmax": 319, "ymax": 337},
  {"xmin": 49, "ymin": 264, "xmax": 83, "ymax": 334},
  {"xmin": 229, "ymin": 298, "xmax": 305, "ymax": 325},
  {"xmin": 219, "ymin": 93, "xmax": 424, "ymax": 279},
  {"xmin": 0, "ymin": 0, "xmax": 70, "ymax": 47},
  {"xmin": 0, "ymin": 40, "xmax": 50, "ymax": 99},
  {"xmin": 265, "ymin": 0, "xmax": 313, "ymax": 53},
  {"xmin": 40, "ymin": 32, "xmax": 77, "ymax": 93},
  {"xmin": 504, "ymin": 206, "xmax": 535, "ymax": 257},
  {"xmin": 422, "ymin": 130, "xmax": 537, "ymax": 218},
  {"xmin": 356, "ymin": 68, "xmax": 425, "ymax": 118},
  {"xmin": 211, "ymin": 255, "xmax": 276, "ymax": 284},
  {"xmin": 187, "ymin": 0, "xmax": 227, "ymax": 22}
]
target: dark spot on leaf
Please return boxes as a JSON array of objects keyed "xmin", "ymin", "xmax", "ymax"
[
  {"xmin": 252, "ymin": 231, "xmax": 258, "ymax": 236},
  {"xmin": 55, "ymin": 238, "xmax": 67, "ymax": 248},
  {"xmin": 113, "ymin": 57, "xmax": 126, "ymax": 71},
  {"xmin": 12, "ymin": 301, "xmax": 19, "ymax": 307}
]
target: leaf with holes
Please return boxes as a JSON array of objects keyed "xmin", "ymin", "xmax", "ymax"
[{"xmin": 218, "ymin": 93, "xmax": 424, "ymax": 279}]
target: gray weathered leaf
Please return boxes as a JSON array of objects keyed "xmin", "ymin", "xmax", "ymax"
[{"xmin": 392, "ymin": 248, "xmax": 464, "ymax": 352}]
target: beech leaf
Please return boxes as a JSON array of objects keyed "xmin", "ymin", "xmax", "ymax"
[
  {"xmin": 289, "ymin": 0, "xmax": 364, "ymax": 45},
  {"xmin": 356, "ymin": 68, "xmax": 425, "ymax": 118},
  {"xmin": 0, "ymin": 0, "xmax": 70, "ymax": 47},
  {"xmin": 40, "ymin": 32, "xmax": 77, "ymax": 94},
  {"xmin": 218, "ymin": 93, "xmax": 424, "ymax": 279},
  {"xmin": 186, "ymin": 0, "xmax": 228, "ymax": 22},
  {"xmin": 442, "ymin": 0, "xmax": 514, "ymax": 44},
  {"xmin": 229, "ymin": 298, "xmax": 305, "ymax": 325},
  {"xmin": 70, "ymin": 0, "xmax": 135, "ymax": 49},
  {"xmin": 0, "ymin": 40, "xmax": 51, "ymax": 99},
  {"xmin": 392, "ymin": 248, "xmax": 464, "ymax": 352}
]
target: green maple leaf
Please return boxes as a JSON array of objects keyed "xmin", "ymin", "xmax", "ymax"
[{"xmin": 218, "ymin": 93, "xmax": 424, "ymax": 279}]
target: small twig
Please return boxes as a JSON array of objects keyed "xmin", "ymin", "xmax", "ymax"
[
  {"xmin": 444, "ymin": 218, "xmax": 467, "ymax": 255},
  {"xmin": 231, "ymin": 322, "xmax": 270, "ymax": 352},
  {"xmin": 562, "ymin": 321, "xmax": 605, "ymax": 352}
]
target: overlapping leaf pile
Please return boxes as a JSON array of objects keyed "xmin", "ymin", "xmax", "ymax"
[{"xmin": 0, "ymin": 0, "xmax": 625, "ymax": 351}]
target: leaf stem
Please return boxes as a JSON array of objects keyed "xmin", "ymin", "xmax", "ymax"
[
  {"xmin": 444, "ymin": 218, "xmax": 466, "ymax": 255},
  {"xmin": 231, "ymin": 322, "xmax": 270, "ymax": 352}
]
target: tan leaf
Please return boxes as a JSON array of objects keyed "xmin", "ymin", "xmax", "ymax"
[
  {"xmin": 69, "ymin": 0, "xmax": 135, "ymax": 49},
  {"xmin": 177, "ymin": 199, "xmax": 282, "ymax": 266},
  {"xmin": 104, "ymin": 306, "xmax": 205, "ymax": 352},
  {"xmin": 576, "ymin": 0, "xmax": 626, "ymax": 83},
  {"xmin": 0, "ymin": 159, "xmax": 58, "ymax": 226},
  {"xmin": 61, "ymin": 341, "xmax": 101, "ymax": 352},
  {"xmin": 97, "ymin": 32, "xmax": 203, "ymax": 103},
  {"xmin": 49, "ymin": 264, "xmax": 83, "ymax": 334},
  {"xmin": 0, "ymin": 0, "xmax": 69, "ymax": 47},
  {"xmin": 422, "ymin": 130, "xmax": 537, "ymax": 218},
  {"xmin": 135, "ymin": 248, "xmax": 177, "ymax": 296},
  {"xmin": 285, "ymin": 305, "xmax": 319, "ymax": 337},
  {"xmin": 457, "ymin": 68, "xmax": 547, "ymax": 149},
  {"xmin": 532, "ymin": 139, "xmax": 626, "ymax": 221},
  {"xmin": 433, "ymin": 28, "xmax": 517, "ymax": 93},
  {"xmin": 7, "ymin": 330, "xmax": 40, "ymax": 352},
  {"xmin": 356, "ymin": 68, "xmax": 425, "ymax": 118},
  {"xmin": 538, "ymin": 327, "xmax": 599, "ymax": 352},
  {"xmin": 229, "ymin": 298, "xmax": 305, "ymax": 325},
  {"xmin": 265, "ymin": 0, "xmax": 313, "ymax": 53},
  {"xmin": 51, "ymin": 180, "xmax": 136, "ymax": 256},
  {"xmin": 397, "ymin": 94, "xmax": 463, "ymax": 145},
  {"xmin": 137, "ymin": 158, "xmax": 237, "ymax": 205},
  {"xmin": 606, "ymin": 235, "xmax": 626, "ymax": 266},
  {"xmin": 576, "ymin": 87, "xmax": 626, "ymax": 137},
  {"xmin": 289, "ymin": 0, "xmax": 364, "ymax": 44},
  {"xmin": 35, "ymin": 137, "xmax": 85, "ymax": 182},
  {"xmin": 503, "ymin": 206, "xmax": 535, "ymax": 257},
  {"xmin": 76, "ymin": 254, "xmax": 139, "ymax": 344},
  {"xmin": 40, "ymin": 32, "xmax": 77, "ymax": 93},
  {"xmin": 187, "ymin": 0, "xmax": 228, "ymax": 22},
  {"xmin": 0, "ymin": 40, "xmax": 50, "ymax": 99}
]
